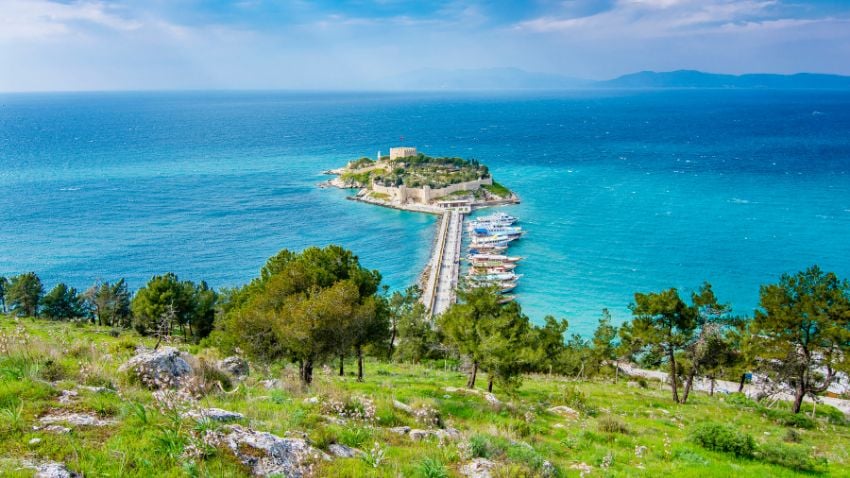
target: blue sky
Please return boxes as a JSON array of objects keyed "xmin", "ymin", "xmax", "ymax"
[{"xmin": 1, "ymin": 0, "xmax": 849, "ymax": 91}]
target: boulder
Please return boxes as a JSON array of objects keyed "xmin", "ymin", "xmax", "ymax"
[
  {"xmin": 388, "ymin": 426, "xmax": 411, "ymax": 435},
  {"xmin": 182, "ymin": 408, "xmax": 244, "ymax": 422},
  {"xmin": 393, "ymin": 400, "xmax": 413, "ymax": 414},
  {"xmin": 218, "ymin": 356, "xmax": 250, "ymax": 378},
  {"xmin": 408, "ymin": 427, "xmax": 461, "ymax": 442},
  {"xmin": 221, "ymin": 425, "xmax": 330, "ymax": 477},
  {"xmin": 460, "ymin": 458, "xmax": 496, "ymax": 478},
  {"xmin": 327, "ymin": 443, "xmax": 364, "ymax": 458},
  {"xmin": 119, "ymin": 347, "xmax": 193, "ymax": 389}
]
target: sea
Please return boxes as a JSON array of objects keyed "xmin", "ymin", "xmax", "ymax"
[{"xmin": 1, "ymin": 90, "xmax": 849, "ymax": 335}]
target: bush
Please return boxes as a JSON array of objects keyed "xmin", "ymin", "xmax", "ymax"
[
  {"xmin": 799, "ymin": 402, "xmax": 848, "ymax": 425},
  {"xmin": 783, "ymin": 428, "xmax": 801, "ymax": 443},
  {"xmin": 758, "ymin": 442, "xmax": 828, "ymax": 473},
  {"xmin": 469, "ymin": 434, "xmax": 501, "ymax": 459},
  {"xmin": 725, "ymin": 392, "xmax": 758, "ymax": 408},
  {"xmin": 417, "ymin": 457, "xmax": 448, "ymax": 478},
  {"xmin": 597, "ymin": 415, "xmax": 630, "ymax": 435},
  {"xmin": 768, "ymin": 409, "xmax": 815, "ymax": 429},
  {"xmin": 690, "ymin": 422, "xmax": 755, "ymax": 458}
]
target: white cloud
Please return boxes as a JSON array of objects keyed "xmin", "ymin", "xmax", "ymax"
[{"xmin": 0, "ymin": 0, "xmax": 142, "ymax": 41}]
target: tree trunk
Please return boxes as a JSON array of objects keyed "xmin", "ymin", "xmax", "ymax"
[
  {"xmin": 356, "ymin": 346, "xmax": 364, "ymax": 382},
  {"xmin": 388, "ymin": 324, "xmax": 397, "ymax": 360},
  {"xmin": 614, "ymin": 361, "xmax": 619, "ymax": 383},
  {"xmin": 466, "ymin": 361, "xmax": 478, "ymax": 389},
  {"xmin": 339, "ymin": 355, "xmax": 344, "ymax": 376},
  {"xmin": 681, "ymin": 369, "xmax": 696, "ymax": 404},
  {"xmin": 738, "ymin": 373, "xmax": 746, "ymax": 392},
  {"xmin": 301, "ymin": 357, "xmax": 314, "ymax": 387},
  {"xmin": 792, "ymin": 381, "xmax": 805, "ymax": 414},
  {"xmin": 487, "ymin": 374, "xmax": 494, "ymax": 393},
  {"xmin": 668, "ymin": 349, "xmax": 680, "ymax": 403},
  {"xmin": 710, "ymin": 377, "xmax": 716, "ymax": 396}
]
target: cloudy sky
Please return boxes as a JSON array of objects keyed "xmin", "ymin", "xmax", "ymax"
[{"xmin": 2, "ymin": 0, "xmax": 849, "ymax": 91}]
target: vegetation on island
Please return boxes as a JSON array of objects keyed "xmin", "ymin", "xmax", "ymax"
[
  {"xmin": 339, "ymin": 153, "xmax": 498, "ymax": 192},
  {"xmin": 1, "ymin": 250, "xmax": 849, "ymax": 476}
]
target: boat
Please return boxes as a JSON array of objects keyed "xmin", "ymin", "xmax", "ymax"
[
  {"xmin": 470, "ymin": 235, "xmax": 515, "ymax": 246},
  {"xmin": 498, "ymin": 294, "xmax": 517, "ymax": 304},
  {"xmin": 471, "ymin": 212, "xmax": 518, "ymax": 225},
  {"xmin": 469, "ymin": 261, "xmax": 517, "ymax": 270},
  {"xmin": 468, "ymin": 272, "xmax": 523, "ymax": 282},
  {"xmin": 468, "ymin": 245, "xmax": 508, "ymax": 254},
  {"xmin": 468, "ymin": 254, "xmax": 522, "ymax": 263}
]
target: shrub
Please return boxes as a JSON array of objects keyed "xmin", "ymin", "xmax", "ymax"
[
  {"xmin": 597, "ymin": 415, "xmax": 630, "ymax": 435},
  {"xmin": 690, "ymin": 422, "xmax": 755, "ymax": 458},
  {"xmin": 725, "ymin": 392, "xmax": 758, "ymax": 408},
  {"xmin": 783, "ymin": 429, "xmax": 801, "ymax": 443},
  {"xmin": 563, "ymin": 385, "xmax": 597, "ymax": 416},
  {"xmin": 799, "ymin": 402, "xmax": 848, "ymax": 425},
  {"xmin": 338, "ymin": 425, "xmax": 373, "ymax": 448},
  {"xmin": 758, "ymin": 442, "xmax": 828, "ymax": 473},
  {"xmin": 417, "ymin": 457, "xmax": 448, "ymax": 478},
  {"xmin": 469, "ymin": 434, "xmax": 501, "ymax": 459},
  {"xmin": 768, "ymin": 410, "xmax": 815, "ymax": 429}
]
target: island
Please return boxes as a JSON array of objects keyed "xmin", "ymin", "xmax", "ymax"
[
  {"xmin": 322, "ymin": 146, "xmax": 519, "ymax": 214},
  {"xmin": 321, "ymin": 147, "xmax": 522, "ymax": 316}
]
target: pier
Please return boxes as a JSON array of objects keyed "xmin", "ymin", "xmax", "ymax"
[{"xmin": 422, "ymin": 210, "xmax": 463, "ymax": 316}]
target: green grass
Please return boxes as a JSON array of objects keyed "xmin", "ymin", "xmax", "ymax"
[
  {"xmin": 482, "ymin": 181, "xmax": 511, "ymax": 198},
  {"xmin": 1, "ymin": 316, "xmax": 848, "ymax": 477}
]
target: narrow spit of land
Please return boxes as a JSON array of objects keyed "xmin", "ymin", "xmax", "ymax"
[{"xmin": 427, "ymin": 210, "xmax": 463, "ymax": 316}]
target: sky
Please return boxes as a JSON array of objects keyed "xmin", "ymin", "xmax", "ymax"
[{"xmin": 1, "ymin": 0, "xmax": 849, "ymax": 91}]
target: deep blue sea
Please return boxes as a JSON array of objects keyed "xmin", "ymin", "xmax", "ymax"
[{"xmin": 2, "ymin": 90, "xmax": 849, "ymax": 335}]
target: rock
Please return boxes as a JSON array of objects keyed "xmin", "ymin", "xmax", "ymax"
[
  {"xmin": 327, "ymin": 443, "xmax": 364, "ymax": 458},
  {"xmin": 548, "ymin": 406, "xmax": 580, "ymax": 420},
  {"xmin": 29, "ymin": 438, "xmax": 42, "ymax": 445},
  {"xmin": 58, "ymin": 390, "xmax": 78, "ymax": 404},
  {"xmin": 258, "ymin": 379, "xmax": 280, "ymax": 389},
  {"xmin": 25, "ymin": 461, "xmax": 79, "ymax": 478},
  {"xmin": 221, "ymin": 425, "xmax": 330, "ymax": 477},
  {"xmin": 76, "ymin": 385, "xmax": 113, "ymax": 394},
  {"xmin": 408, "ymin": 427, "xmax": 461, "ymax": 442},
  {"xmin": 303, "ymin": 396, "xmax": 321, "ymax": 405},
  {"xmin": 119, "ymin": 347, "xmax": 193, "ymax": 389},
  {"xmin": 183, "ymin": 408, "xmax": 244, "ymax": 422},
  {"xmin": 41, "ymin": 425, "xmax": 71, "ymax": 434},
  {"xmin": 38, "ymin": 411, "xmax": 115, "ymax": 428},
  {"xmin": 541, "ymin": 460, "xmax": 556, "ymax": 477},
  {"xmin": 482, "ymin": 393, "xmax": 501, "ymax": 406},
  {"xmin": 218, "ymin": 356, "xmax": 250, "ymax": 377},
  {"xmin": 460, "ymin": 458, "xmax": 496, "ymax": 478},
  {"xmin": 388, "ymin": 426, "xmax": 411, "ymax": 435},
  {"xmin": 393, "ymin": 400, "xmax": 413, "ymax": 413}
]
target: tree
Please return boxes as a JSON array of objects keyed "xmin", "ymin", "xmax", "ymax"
[
  {"xmin": 215, "ymin": 246, "xmax": 384, "ymax": 387},
  {"xmin": 527, "ymin": 315, "xmax": 568, "ymax": 375},
  {"xmin": 0, "ymin": 276, "xmax": 8, "ymax": 313},
  {"xmin": 387, "ymin": 286, "xmax": 422, "ymax": 359},
  {"xmin": 190, "ymin": 281, "xmax": 218, "ymax": 340},
  {"xmin": 6, "ymin": 272, "xmax": 44, "ymax": 317},
  {"xmin": 592, "ymin": 309, "xmax": 619, "ymax": 380},
  {"xmin": 41, "ymin": 283, "xmax": 85, "ymax": 320},
  {"xmin": 753, "ymin": 266, "xmax": 850, "ymax": 413},
  {"xmin": 131, "ymin": 273, "xmax": 193, "ymax": 337},
  {"xmin": 479, "ymin": 301, "xmax": 533, "ymax": 393},
  {"xmin": 396, "ymin": 301, "xmax": 438, "ymax": 364},
  {"xmin": 439, "ymin": 285, "xmax": 504, "ymax": 389},
  {"xmin": 680, "ymin": 283, "xmax": 732, "ymax": 403},
  {"xmin": 630, "ymin": 287, "xmax": 698, "ymax": 403},
  {"xmin": 84, "ymin": 279, "xmax": 131, "ymax": 327}
]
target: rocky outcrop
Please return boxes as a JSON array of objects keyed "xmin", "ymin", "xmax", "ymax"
[
  {"xmin": 221, "ymin": 425, "xmax": 330, "ymax": 477},
  {"xmin": 23, "ymin": 461, "xmax": 79, "ymax": 478},
  {"xmin": 218, "ymin": 356, "xmax": 249, "ymax": 378},
  {"xmin": 119, "ymin": 347, "xmax": 193, "ymax": 389}
]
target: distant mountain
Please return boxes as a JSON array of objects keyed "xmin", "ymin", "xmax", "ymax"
[
  {"xmin": 384, "ymin": 67, "xmax": 592, "ymax": 90},
  {"xmin": 598, "ymin": 70, "xmax": 850, "ymax": 89}
]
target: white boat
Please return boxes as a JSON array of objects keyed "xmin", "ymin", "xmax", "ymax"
[
  {"xmin": 471, "ymin": 235, "xmax": 516, "ymax": 246},
  {"xmin": 468, "ymin": 254, "xmax": 522, "ymax": 263},
  {"xmin": 468, "ymin": 272, "xmax": 522, "ymax": 282}
]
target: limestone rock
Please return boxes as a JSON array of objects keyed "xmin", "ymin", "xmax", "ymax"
[
  {"xmin": 408, "ymin": 427, "xmax": 461, "ymax": 442},
  {"xmin": 58, "ymin": 390, "xmax": 78, "ymax": 404},
  {"xmin": 119, "ymin": 347, "xmax": 193, "ymax": 389},
  {"xmin": 460, "ymin": 458, "xmax": 496, "ymax": 478},
  {"xmin": 327, "ymin": 443, "xmax": 364, "ymax": 458},
  {"xmin": 218, "ymin": 356, "xmax": 250, "ymax": 378},
  {"xmin": 38, "ymin": 411, "xmax": 115, "ymax": 428},
  {"xmin": 183, "ymin": 408, "xmax": 244, "ymax": 422},
  {"xmin": 388, "ymin": 426, "xmax": 411, "ymax": 435},
  {"xmin": 393, "ymin": 399, "xmax": 413, "ymax": 414},
  {"xmin": 25, "ymin": 461, "xmax": 79, "ymax": 478},
  {"xmin": 548, "ymin": 406, "xmax": 580, "ymax": 420},
  {"xmin": 221, "ymin": 425, "xmax": 330, "ymax": 477}
]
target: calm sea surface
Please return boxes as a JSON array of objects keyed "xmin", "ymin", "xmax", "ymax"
[{"xmin": 2, "ymin": 90, "xmax": 849, "ymax": 335}]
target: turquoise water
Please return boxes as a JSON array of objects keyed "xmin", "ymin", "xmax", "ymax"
[{"xmin": 2, "ymin": 90, "xmax": 849, "ymax": 334}]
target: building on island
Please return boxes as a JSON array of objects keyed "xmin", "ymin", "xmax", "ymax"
[{"xmin": 390, "ymin": 147, "xmax": 417, "ymax": 160}]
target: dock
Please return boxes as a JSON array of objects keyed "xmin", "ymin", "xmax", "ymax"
[{"xmin": 422, "ymin": 210, "xmax": 463, "ymax": 316}]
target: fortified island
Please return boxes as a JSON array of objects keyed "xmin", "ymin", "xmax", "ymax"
[{"xmin": 322, "ymin": 147, "xmax": 523, "ymax": 316}]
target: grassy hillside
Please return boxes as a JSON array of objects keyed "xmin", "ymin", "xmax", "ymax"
[{"xmin": 1, "ymin": 317, "xmax": 848, "ymax": 477}]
